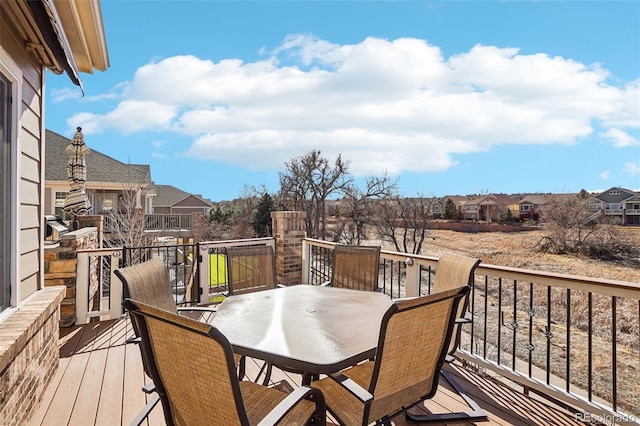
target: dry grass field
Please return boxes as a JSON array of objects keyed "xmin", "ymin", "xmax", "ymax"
[{"xmin": 414, "ymin": 227, "xmax": 640, "ymax": 283}]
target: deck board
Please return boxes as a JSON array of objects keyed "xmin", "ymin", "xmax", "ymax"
[{"xmin": 30, "ymin": 317, "xmax": 585, "ymax": 426}]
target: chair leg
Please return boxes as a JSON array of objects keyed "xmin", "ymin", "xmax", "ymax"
[
  {"xmin": 129, "ymin": 393, "xmax": 161, "ymax": 426},
  {"xmin": 258, "ymin": 362, "xmax": 274, "ymax": 386},
  {"xmin": 405, "ymin": 369, "xmax": 487, "ymax": 423}
]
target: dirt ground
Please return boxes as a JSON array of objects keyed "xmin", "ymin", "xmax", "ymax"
[{"xmin": 408, "ymin": 227, "xmax": 640, "ymax": 283}]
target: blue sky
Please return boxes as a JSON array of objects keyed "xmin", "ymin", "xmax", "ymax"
[{"xmin": 46, "ymin": 1, "xmax": 640, "ymax": 202}]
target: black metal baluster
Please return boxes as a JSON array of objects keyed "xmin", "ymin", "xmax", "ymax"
[
  {"xmin": 588, "ymin": 292, "xmax": 593, "ymax": 401},
  {"xmin": 612, "ymin": 295, "xmax": 617, "ymax": 412},
  {"xmin": 566, "ymin": 289, "xmax": 571, "ymax": 393},
  {"xmin": 498, "ymin": 277, "xmax": 503, "ymax": 365},
  {"xmin": 546, "ymin": 285, "xmax": 552, "ymax": 385},
  {"xmin": 528, "ymin": 282, "xmax": 535, "ymax": 377},
  {"xmin": 483, "ymin": 275, "xmax": 488, "ymax": 359},
  {"xmin": 512, "ymin": 279, "xmax": 517, "ymax": 371}
]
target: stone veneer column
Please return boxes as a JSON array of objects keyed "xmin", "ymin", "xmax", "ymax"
[
  {"xmin": 271, "ymin": 211, "xmax": 306, "ymax": 285},
  {"xmin": 44, "ymin": 227, "xmax": 99, "ymax": 327}
]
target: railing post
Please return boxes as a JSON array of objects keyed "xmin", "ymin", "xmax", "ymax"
[
  {"xmin": 404, "ymin": 258, "xmax": 420, "ymax": 297},
  {"xmin": 198, "ymin": 242, "xmax": 211, "ymax": 305},
  {"xmin": 108, "ymin": 250, "xmax": 123, "ymax": 319},
  {"xmin": 75, "ymin": 252, "xmax": 89, "ymax": 325}
]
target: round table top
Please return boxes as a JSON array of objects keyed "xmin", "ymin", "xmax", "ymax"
[{"xmin": 212, "ymin": 284, "xmax": 393, "ymax": 375}]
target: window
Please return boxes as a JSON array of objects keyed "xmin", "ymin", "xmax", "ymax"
[
  {"xmin": 1, "ymin": 72, "xmax": 12, "ymax": 312},
  {"xmin": 55, "ymin": 192, "xmax": 68, "ymax": 220},
  {"xmin": 609, "ymin": 190, "xmax": 620, "ymax": 195}
]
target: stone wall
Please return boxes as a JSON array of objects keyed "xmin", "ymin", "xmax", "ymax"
[
  {"xmin": 44, "ymin": 227, "xmax": 99, "ymax": 327},
  {"xmin": 0, "ymin": 286, "xmax": 65, "ymax": 426},
  {"xmin": 271, "ymin": 211, "xmax": 307, "ymax": 285}
]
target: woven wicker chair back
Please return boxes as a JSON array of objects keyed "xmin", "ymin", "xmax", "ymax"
[
  {"xmin": 226, "ymin": 245, "xmax": 277, "ymax": 295},
  {"xmin": 434, "ymin": 253, "xmax": 480, "ymax": 356},
  {"xmin": 367, "ymin": 286, "xmax": 468, "ymax": 422},
  {"xmin": 125, "ymin": 299, "xmax": 250, "ymax": 426},
  {"xmin": 116, "ymin": 257, "xmax": 178, "ymax": 314},
  {"xmin": 330, "ymin": 245, "xmax": 381, "ymax": 291}
]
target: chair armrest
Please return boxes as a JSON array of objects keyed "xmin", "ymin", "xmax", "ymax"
[
  {"xmin": 320, "ymin": 280, "xmax": 331, "ymax": 287},
  {"xmin": 455, "ymin": 317, "xmax": 471, "ymax": 324},
  {"xmin": 392, "ymin": 296, "xmax": 417, "ymax": 302},
  {"xmin": 276, "ymin": 283, "xmax": 287, "ymax": 288},
  {"xmin": 257, "ymin": 386, "xmax": 325, "ymax": 426},
  {"xmin": 126, "ymin": 336, "xmax": 142, "ymax": 344},
  {"xmin": 329, "ymin": 373, "xmax": 373, "ymax": 404}
]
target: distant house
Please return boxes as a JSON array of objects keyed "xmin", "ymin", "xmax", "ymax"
[
  {"xmin": 462, "ymin": 194, "xmax": 520, "ymax": 221},
  {"xmin": 433, "ymin": 195, "xmax": 467, "ymax": 219},
  {"xmin": 592, "ymin": 187, "xmax": 640, "ymax": 225},
  {"xmin": 153, "ymin": 184, "xmax": 213, "ymax": 215},
  {"xmin": 44, "ymin": 129, "xmax": 154, "ymax": 220},
  {"xmin": 518, "ymin": 194, "xmax": 547, "ymax": 221}
]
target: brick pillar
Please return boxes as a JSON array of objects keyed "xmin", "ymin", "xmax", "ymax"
[{"xmin": 271, "ymin": 211, "xmax": 306, "ymax": 285}]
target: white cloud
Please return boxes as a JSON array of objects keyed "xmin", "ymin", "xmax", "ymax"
[
  {"xmin": 74, "ymin": 34, "xmax": 639, "ymax": 176},
  {"xmin": 624, "ymin": 162, "xmax": 640, "ymax": 175},
  {"xmin": 599, "ymin": 171, "xmax": 610, "ymax": 180},
  {"xmin": 51, "ymin": 87, "xmax": 82, "ymax": 103},
  {"xmin": 600, "ymin": 128, "xmax": 639, "ymax": 147}
]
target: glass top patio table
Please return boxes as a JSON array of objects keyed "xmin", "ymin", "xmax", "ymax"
[{"xmin": 212, "ymin": 284, "xmax": 393, "ymax": 378}]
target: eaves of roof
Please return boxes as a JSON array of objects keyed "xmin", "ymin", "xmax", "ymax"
[{"xmin": 9, "ymin": 0, "xmax": 110, "ymax": 90}]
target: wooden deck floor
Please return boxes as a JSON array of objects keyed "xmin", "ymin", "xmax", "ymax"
[{"xmin": 29, "ymin": 317, "xmax": 585, "ymax": 426}]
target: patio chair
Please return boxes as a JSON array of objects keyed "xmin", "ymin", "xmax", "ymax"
[
  {"xmin": 310, "ymin": 286, "xmax": 469, "ymax": 426},
  {"xmin": 123, "ymin": 298, "xmax": 327, "ymax": 426},
  {"xmin": 405, "ymin": 252, "xmax": 486, "ymax": 422},
  {"xmin": 322, "ymin": 244, "xmax": 381, "ymax": 292},
  {"xmin": 226, "ymin": 245, "xmax": 285, "ymax": 384},
  {"xmin": 115, "ymin": 258, "xmax": 242, "ymax": 425},
  {"xmin": 226, "ymin": 245, "xmax": 278, "ymax": 295}
]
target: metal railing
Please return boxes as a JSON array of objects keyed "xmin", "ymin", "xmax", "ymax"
[
  {"xmin": 143, "ymin": 214, "xmax": 194, "ymax": 231},
  {"xmin": 76, "ymin": 237, "xmax": 639, "ymax": 424},
  {"xmin": 303, "ymin": 238, "xmax": 640, "ymax": 424}
]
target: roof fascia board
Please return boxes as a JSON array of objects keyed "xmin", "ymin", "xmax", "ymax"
[
  {"xmin": 26, "ymin": 0, "xmax": 82, "ymax": 88},
  {"xmin": 52, "ymin": 0, "xmax": 109, "ymax": 72}
]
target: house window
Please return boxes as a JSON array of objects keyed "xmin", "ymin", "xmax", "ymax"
[
  {"xmin": 0, "ymin": 72, "xmax": 12, "ymax": 312},
  {"xmin": 609, "ymin": 190, "xmax": 620, "ymax": 195},
  {"xmin": 55, "ymin": 192, "xmax": 68, "ymax": 220}
]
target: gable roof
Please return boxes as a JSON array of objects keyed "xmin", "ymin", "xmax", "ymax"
[
  {"xmin": 45, "ymin": 129, "xmax": 151, "ymax": 186},
  {"xmin": 595, "ymin": 187, "xmax": 639, "ymax": 204},
  {"xmin": 153, "ymin": 184, "xmax": 212, "ymax": 208},
  {"xmin": 440, "ymin": 195, "xmax": 468, "ymax": 206},
  {"xmin": 465, "ymin": 194, "xmax": 520, "ymax": 206},
  {"xmin": 519, "ymin": 194, "xmax": 547, "ymax": 205}
]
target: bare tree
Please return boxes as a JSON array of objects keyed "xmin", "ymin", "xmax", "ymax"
[
  {"xmin": 374, "ymin": 193, "xmax": 435, "ymax": 254},
  {"xmin": 536, "ymin": 193, "xmax": 637, "ymax": 260},
  {"xmin": 279, "ymin": 150, "xmax": 351, "ymax": 239},
  {"xmin": 334, "ymin": 174, "xmax": 398, "ymax": 244},
  {"xmin": 103, "ymin": 184, "xmax": 147, "ymax": 263},
  {"xmin": 199, "ymin": 185, "xmax": 261, "ymax": 241}
]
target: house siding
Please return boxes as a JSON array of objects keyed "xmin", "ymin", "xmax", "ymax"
[{"xmin": 1, "ymin": 5, "xmax": 45, "ymax": 304}]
